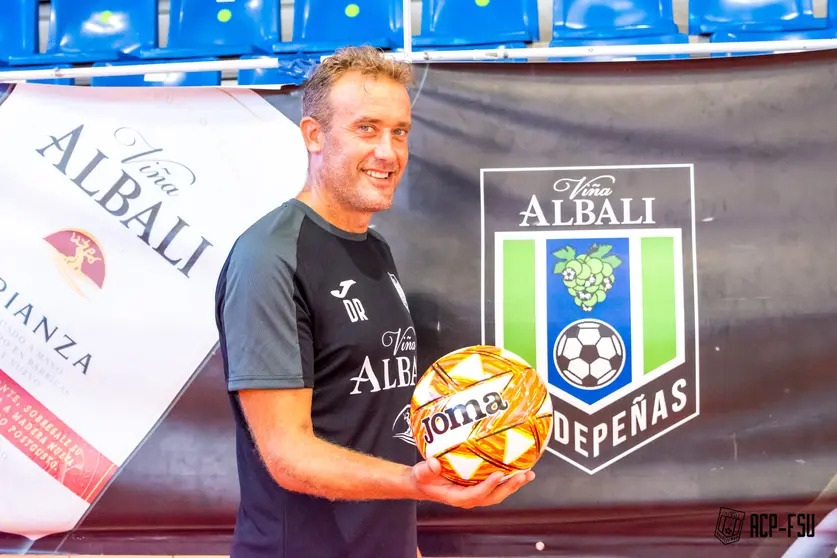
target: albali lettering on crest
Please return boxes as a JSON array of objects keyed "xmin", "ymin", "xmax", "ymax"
[
  {"xmin": 518, "ymin": 175, "xmax": 656, "ymax": 227},
  {"xmin": 35, "ymin": 124, "xmax": 213, "ymax": 278}
]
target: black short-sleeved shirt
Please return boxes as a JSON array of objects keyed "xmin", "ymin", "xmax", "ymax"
[{"xmin": 214, "ymin": 199, "xmax": 419, "ymax": 558}]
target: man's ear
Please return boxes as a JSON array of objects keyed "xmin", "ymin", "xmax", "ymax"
[{"xmin": 300, "ymin": 116, "xmax": 324, "ymax": 154}]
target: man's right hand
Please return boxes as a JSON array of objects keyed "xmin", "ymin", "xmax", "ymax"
[
  {"xmin": 411, "ymin": 457, "xmax": 534, "ymax": 509},
  {"xmin": 238, "ymin": 388, "xmax": 535, "ymax": 505}
]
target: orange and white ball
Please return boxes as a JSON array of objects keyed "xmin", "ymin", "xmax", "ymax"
[{"xmin": 410, "ymin": 345, "xmax": 553, "ymax": 486}]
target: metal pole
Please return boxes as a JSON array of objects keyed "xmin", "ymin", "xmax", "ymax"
[
  {"xmin": 0, "ymin": 57, "xmax": 281, "ymax": 82},
  {"xmin": 384, "ymin": 38, "xmax": 837, "ymax": 61},
  {"xmin": 4, "ymin": 38, "xmax": 837, "ymax": 82},
  {"xmin": 403, "ymin": 0, "xmax": 413, "ymax": 57}
]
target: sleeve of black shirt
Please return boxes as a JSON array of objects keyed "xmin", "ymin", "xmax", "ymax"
[{"xmin": 220, "ymin": 235, "xmax": 314, "ymax": 392}]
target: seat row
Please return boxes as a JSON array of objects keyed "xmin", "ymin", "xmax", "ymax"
[{"xmin": 2, "ymin": 0, "xmax": 837, "ymax": 87}]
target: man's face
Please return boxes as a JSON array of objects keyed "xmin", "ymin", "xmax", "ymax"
[{"xmin": 310, "ymin": 71, "xmax": 412, "ymax": 214}]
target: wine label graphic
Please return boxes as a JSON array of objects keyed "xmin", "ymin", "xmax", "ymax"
[
  {"xmin": 44, "ymin": 229, "xmax": 107, "ymax": 299},
  {"xmin": 0, "ymin": 83, "xmax": 308, "ymax": 540}
]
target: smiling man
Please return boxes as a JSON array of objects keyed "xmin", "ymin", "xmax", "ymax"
[{"xmin": 214, "ymin": 46, "xmax": 534, "ymax": 558}]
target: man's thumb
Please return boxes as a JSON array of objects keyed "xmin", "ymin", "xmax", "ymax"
[{"xmin": 413, "ymin": 457, "xmax": 442, "ymax": 482}]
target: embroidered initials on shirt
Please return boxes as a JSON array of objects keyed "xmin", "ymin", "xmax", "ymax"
[{"xmin": 343, "ymin": 298, "xmax": 368, "ymax": 322}]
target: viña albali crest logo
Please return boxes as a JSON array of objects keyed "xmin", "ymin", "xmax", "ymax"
[{"xmin": 480, "ymin": 165, "xmax": 699, "ymax": 474}]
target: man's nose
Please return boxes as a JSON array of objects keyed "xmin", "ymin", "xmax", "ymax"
[{"xmin": 374, "ymin": 134, "xmax": 397, "ymax": 162}]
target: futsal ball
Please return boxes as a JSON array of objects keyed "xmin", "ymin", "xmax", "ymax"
[{"xmin": 410, "ymin": 345, "xmax": 553, "ymax": 486}]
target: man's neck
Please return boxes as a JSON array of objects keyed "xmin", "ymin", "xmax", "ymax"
[{"xmin": 295, "ymin": 187, "xmax": 372, "ymax": 234}]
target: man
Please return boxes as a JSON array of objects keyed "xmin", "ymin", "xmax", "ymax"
[{"xmin": 214, "ymin": 46, "xmax": 534, "ymax": 558}]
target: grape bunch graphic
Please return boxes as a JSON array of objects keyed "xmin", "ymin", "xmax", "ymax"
[{"xmin": 552, "ymin": 243, "xmax": 622, "ymax": 312}]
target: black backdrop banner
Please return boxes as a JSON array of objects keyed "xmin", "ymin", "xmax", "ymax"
[{"xmin": 3, "ymin": 52, "xmax": 837, "ymax": 558}]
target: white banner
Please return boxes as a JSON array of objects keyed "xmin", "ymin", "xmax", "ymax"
[{"xmin": 0, "ymin": 83, "xmax": 308, "ymax": 540}]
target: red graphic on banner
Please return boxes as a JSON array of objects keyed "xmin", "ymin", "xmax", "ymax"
[
  {"xmin": 0, "ymin": 368, "xmax": 116, "ymax": 503},
  {"xmin": 44, "ymin": 229, "xmax": 107, "ymax": 296}
]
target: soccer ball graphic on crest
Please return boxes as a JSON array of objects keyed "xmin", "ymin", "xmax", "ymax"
[{"xmin": 553, "ymin": 319, "xmax": 625, "ymax": 389}]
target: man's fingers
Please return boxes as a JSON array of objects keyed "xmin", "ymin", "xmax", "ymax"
[
  {"xmin": 413, "ymin": 461, "xmax": 535, "ymax": 509},
  {"xmin": 447, "ymin": 472, "xmax": 506, "ymax": 507},
  {"xmin": 448, "ymin": 471, "xmax": 527, "ymax": 508},
  {"xmin": 483, "ymin": 475, "xmax": 526, "ymax": 505},
  {"xmin": 481, "ymin": 471, "xmax": 534, "ymax": 506}
]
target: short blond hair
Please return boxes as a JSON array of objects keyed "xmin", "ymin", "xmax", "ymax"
[{"xmin": 302, "ymin": 45, "xmax": 414, "ymax": 131}]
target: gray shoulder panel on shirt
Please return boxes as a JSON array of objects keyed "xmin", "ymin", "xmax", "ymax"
[{"xmin": 221, "ymin": 202, "xmax": 311, "ymax": 391}]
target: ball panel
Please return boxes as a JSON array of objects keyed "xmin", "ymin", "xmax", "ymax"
[
  {"xmin": 555, "ymin": 335, "xmax": 567, "ymax": 358},
  {"xmin": 436, "ymin": 345, "xmax": 502, "ymax": 368},
  {"xmin": 498, "ymin": 347, "xmax": 534, "ymax": 369},
  {"xmin": 567, "ymin": 358, "xmax": 590, "ymax": 380},
  {"xmin": 431, "ymin": 352, "xmax": 476, "ymax": 383},
  {"xmin": 466, "ymin": 367, "xmax": 545, "ymax": 442},
  {"xmin": 613, "ymin": 335, "xmax": 623, "ymax": 356},
  {"xmin": 477, "ymin": 346, "xmax": 530, "ymax": 376},
  {"xmin": 468, "ymin": 423, "xmax": 545, "ymax": 473},
  {"xmin": 462, "ymin": 436, "xmax": 519, "ymax": 474},
  {"xmin": 411, "ymin": 367, "xmax": 456, "ymax": 409},
  {"xmin": 535, "ymin": 390, "xmax": 553, "ymax": 417},
  {"xmin": 533, "ymin": 413, "xmax": 554, "ymax": 451},
  {"xmin": 474, "ymin": 345, "xmax": 505, "ymax": 356},
  {"xmin": 579, "ymin": 344, "xmax": 599, "ymax": 363},
  {"xmin": 438, "ymin": 449, "xmax": 485, "ymax": 485},
  {"xmin": 596, "ymin": 337, "xmax": 616, "ymax": 359},
  {"xmin": 577, "ymin": 325, "xmax": 601, "ymax": 345},
  {"xmin": 590, "ymin": 358, "xmax": 613, "ymax": 379},
  {"xmin": 446, "ymin": 352, "xmax": 495, "ymax": 385},
  {"xmin": 466, "ymin": 390, "xmax": 551, "ymax": 472},
  {"xmin": 502, "ymin": 428, "xmax": 537, "ymax": 465},
  {"xmin": 597, "ymin": 368, "xmax": 619, "ymax": 386},
  {"xmin": 562, "ymin": 337, "xmax": 582, "ymax": 359}
]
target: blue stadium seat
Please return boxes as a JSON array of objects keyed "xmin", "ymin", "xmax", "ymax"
[
  {"xmin": 689, "ymin": 0, "xmax": 825, "ymax": 35},
  {"xmin": 236, "ymin": 55, "xmax": 318, "ymax": 86},
  {"xmin": 551, "ymin": 0, "xmax": 681, "ymax": 40},
  {"xmin": 140, "ymin": 0, "xmax": 279, "ymax": 60},
  {"xmin": 89, "ymin": 58, "xmax": 221, "ymax": 87},
  {"xmin": 411, "ymin": 0, "xmax": 539, "ymax": 49},
  {"xmin": 709, "ymin": 28, "xmax": 837, "ymax": 56},
  {"xmin": 0, "ymin": 0, "xmax": 39, "ymax": 63},
  {"xmin": 8, "ymin": 0, "xmax": 158, "ymax": 66},
  {"xmin": 0, "ymin": 0, "xmax": 77, "ymax": 84},
  {"xmin": 548, "ymin": 33, "xmax": 690, "ymax": 61},
  {"xmin": 273, "ymin": 0, "xmax": 403, "ymax": 54}
]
